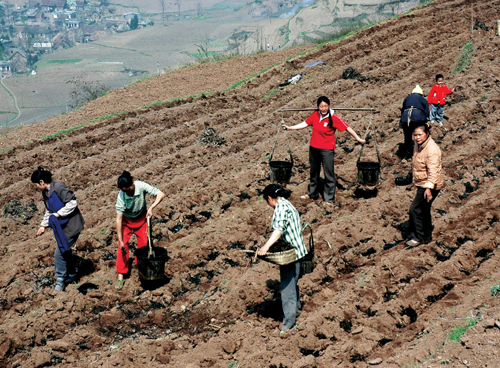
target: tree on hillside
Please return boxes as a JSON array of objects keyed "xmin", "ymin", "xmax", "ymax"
[
  {"xmin": 159, "ymin": 0, "xmax": 166, "ymax": 25},
  {"xmin": 176, "ymin": 0, "xmax": 182, "ymax": 19},
  {"xmin": 196, "ymin": 0, "xmax": 202, "ymax": 18},
  {"xmin": 67, "ymin": 75, "xmax": 109, "ymax": 110},
  {"xmin": 130, "ymin": 14, "xmax": 139, "ymax": 30}
]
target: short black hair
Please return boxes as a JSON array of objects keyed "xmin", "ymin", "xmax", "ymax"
[
  {"xmin": 31, "ymin": 167, "xmax": 52, "ymax": 184},
  {"xmin": 262, "ymin": 184, "xmax": 291, "ymax": 201},
  {"xmin": 435, "ymin": 73, "xmax": 444, "ymax": 81},
  {"xmin": 413, "ymin": 122, "xmax": 431, "ymax": 135},
  {"xmin": 117, "ymin": 170, "xmax": 133, "ymax": 189}
]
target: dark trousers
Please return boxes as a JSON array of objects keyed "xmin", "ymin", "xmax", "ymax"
[
  {"xmin": 409, "ymin": 187, "xmax": 440, "ymax": 241},
  {"xmin": 280, "ymin": 261, "xmax": 301, "ymax": 331},
  {"xmin": 402, "ymin": 124, "xmax": 414, "ymax": 159},
  {"xmin": 54, "ymin": 234, "xmax": 79, "ymax": 282},
  {"xmin": 309, "ymin": 146, "xmax": 335, "ymax": 203}
]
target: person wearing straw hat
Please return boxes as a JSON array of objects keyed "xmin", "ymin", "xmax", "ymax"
[
  {"xmin": 400, "ymin": 85, "xmax": 429, "ymax": 160},
  {"xmin": 115, "ymin": 171, "xmax": 165, "ymax": 290},
  {"xmin": 258, "ymin": 184, "xmax": 308, "ymax": 334},
  {"xmin": 283, "ymin": 96, "xmax": 365, "ymax": 206}
]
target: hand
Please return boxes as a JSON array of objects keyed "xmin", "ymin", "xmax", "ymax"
[
  {"xmin": 52, "ymin": 213, "xmax": 60, "ymax": 218},
  {"xmin": 118, "ymin": 240, "xmax": 126, "ymax": 252},
  {"xmin": 282, "ymin": 124, "xmax": 291, "ymax": 131},
  {"xmin": 451, "ymin": 88, "xmax": 455, "ymax": 93},
  {"xmin": 424, "ymin": 188, "xmax": 433, "ymax": 202},
  {"xmin": 257, "ymin": 244, "xmax": 271, "ymax": 256},
  {"xmin": 146, "ymin": 208, "xmax": 154, "ymax": 218},
  {"xmin": 358, "ymin": 138, "xmax": 366, "ymax": 145},
  {"xmin": 37, "ymin": 227, "xmax": 45, "ymax": 236}
]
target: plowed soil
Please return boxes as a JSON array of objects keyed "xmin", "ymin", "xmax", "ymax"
[{"xmin": 1, "ymin": 0, "xmax": 500, "ymax": 367}]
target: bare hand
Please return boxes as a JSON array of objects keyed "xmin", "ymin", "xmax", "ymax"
[
  {"xmin": 51, "ymin": 213, "xmax": 60, "ymax": 218},
  {"xmin": 37, "ymin": 227, "xmax": 45, "ymax": 236},
  {"xmin": 358, "ymin": 138, "xmax": 366, "ymax": 145},
  {"xmin": 257, "ymin": 245, "xmax": 270, "ymax": 256},
  {"xmin": 282, "ymin": 124, "xmax": 291, "ymax": 131},
  {"xmin": 424, "ymin": 188, "xmax": 433, "ymax": 202},
  {"xmin": 118, "ymin": 240, "xmax": 126, "ymax": 252},
  {"xmin": 147, "ymin": 208, "xmax": 154, "ymax": 218}
]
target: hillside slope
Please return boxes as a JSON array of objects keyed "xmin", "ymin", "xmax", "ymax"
[{"xmin": 1, "ymin": 0, "xmax": 500, "ymax": 367}]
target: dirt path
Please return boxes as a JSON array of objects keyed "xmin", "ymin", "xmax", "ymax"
[{"xmin": 0, "ymin": 76, "xmax": 20, "ymax": 128}]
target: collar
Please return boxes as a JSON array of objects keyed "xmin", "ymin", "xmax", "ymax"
[
  {"xmin": 319, "ymin": 109, "xmax": 334, "ymax": 122},
  {"xmin": 418, "ymin": 137, "xmax": 431, "ymax": 151}
]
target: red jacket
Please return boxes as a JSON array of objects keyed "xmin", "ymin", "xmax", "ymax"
[
  {"xmin": 427, "ymin": 84, "xmax": 453, "ymax": 105},
  {"xmin": 305, "ymin": 110, "xmax": 349, "ymax": 150}
]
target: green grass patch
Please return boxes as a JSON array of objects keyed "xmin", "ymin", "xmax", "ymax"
[
  {"xmin": 452, "ymin": 42, "xmax": 474, "ymax": 75},
  {"xmin": 40, "ymin": 123, "xmax": 86, "ymax": 141},
  {"xmin": 491, "ymin": 284, "xmax": 500, "ymax": 296},
  {"xmin": 262, "ymin": 88, "xmax": 280, "ymax": 100},
  {"xmin": 47, "ymin": 59, "xmax": 83, "ymax": 64},
  {"xmin": 447, "ymin": 318, "xmax": 477, "ymax": 342},
  {"xmin": 0, "ymin": 148, "xmax": 14, "ymax": 154},
  {"xmin": 92, "ymin": 43, "xmax": 152, "ymax": 57}
]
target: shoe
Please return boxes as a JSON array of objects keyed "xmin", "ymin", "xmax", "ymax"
[
  {"xmin": 55, "ymin": 282, "xmax": 65, "ymax": 291},
  {"xmin": 115, "ymin": 279, "xmax": 125, "ymax": 290},
  {"xmin": 423, "ymin": 238, "xmax": 433, "ymax": 244},
  {"xmin": 406, "ymin": 239, "xmax": 421, "ymax": 247}
]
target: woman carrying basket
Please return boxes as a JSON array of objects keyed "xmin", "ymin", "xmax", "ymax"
[
  {"xmin": 115, "ymin": 171, "xmax": 165, "ymax": 290},
  {"xmin": 283, "ymin": 96, "xmax": 365, "ymax": 206},
  {"xmin": 258, "ymin": 184, "xmax": 307, "ymax": 334}
]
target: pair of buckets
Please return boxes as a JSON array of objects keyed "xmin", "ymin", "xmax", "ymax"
[{"xmin": 269, "ymin": 125, "xmax": 380, "ymax": 187}]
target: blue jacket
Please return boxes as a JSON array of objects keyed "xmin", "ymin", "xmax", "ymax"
[{"xmin": 400, "ymin": 93, "xmax": 430, "ymax": 126}]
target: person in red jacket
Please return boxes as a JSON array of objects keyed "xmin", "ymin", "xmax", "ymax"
[
  {"xmin": 427, "ymin": 73, "xmax": 454, "ymax": 126},
  {"xmin": 283, "ymin": 96, "xmax": 365, "ymax": 207}
]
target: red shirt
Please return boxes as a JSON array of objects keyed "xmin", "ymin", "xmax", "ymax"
[
  {"xmin": 427, "ymin": 84, "xmax": 453, "ymax": 105},
  {"xmin": 305, "ymin": 110, "xmax": 349, "ymax": 150}
]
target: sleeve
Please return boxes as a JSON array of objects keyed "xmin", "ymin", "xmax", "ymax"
[
  {"xmin": 272, "ymin": 204, "xmax": 289, "ymax": 233},
  {"xmin": 41, "ymin": 209, "xmax": 50, "ymax": 227},
  {"xmin": 141, "ymin": 181, "xmax": 161, "ymax": 196},
  {"xmin": 423, "ymin": 147, "xmax": 442, "ymax": 189},
  {"xmin": 57, "ymin": 200, "xmax": 78, "ymax": 217},
  {"xmin": 423, "ymin": 99, "xmax": 430, "ymax": 119},
  {"xmin": 331, "ymin": 114, "xmax": 349, "ymax": 132},
  {"xmin": 444, "ymin": 85, "xmax": 453, "ymax": 95},
  {"xmin": 54, "ymin": 182, "xmax": 77, "ymax": 204},
  {"xmin": 116, "ymin": 192, "xmax": 125, "ymax": 214},
  {"xmin": 305, "ymin": 112, "xmax": 317, "ymax": 126},
  {"xmin": 427, "ymin": 85, "xmax": 436, "ymax": 103}
]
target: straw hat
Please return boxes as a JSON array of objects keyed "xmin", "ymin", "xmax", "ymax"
[{"xmin": 412, "ymin": 85, "xmax": 423, "ymax": 95}]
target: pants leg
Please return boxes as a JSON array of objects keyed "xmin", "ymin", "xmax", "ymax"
[
  {"xmin": 133, "ymin": 217, "xmax": 149, "ymax": 266},
  {"xmin": 429, "ymin": 104, "xmax": 438, "ymax": 122},
  {"xmin": 436, "ymin": 105, "xmax": 444, "ymax": 124},
  {"xmin": 116, "ymin": 220, "xmax": 133, "ymax": 274},
  {"xmin": 409, "ymin": 187, "xmax": 439, "ymax": 241},
  {"xmin": 54, "ymin": 234, "xmax": 79, "ymax": 280},
  {"xmin": 280, "ymin": 261, "xmax": 301, "ymax": 331},
  {"xmin": 308, "ymin": 146, "xmax": 321, "ymax": 198},
  {"xmin": 320, "ymin": 149, "xmax": 336, "ymax": 203},
  {"xmin": 402, "ymin": 124, "xmax": 414, "ymax": 159}
]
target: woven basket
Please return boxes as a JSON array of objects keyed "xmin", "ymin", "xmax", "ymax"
[{"xmin": 256, "ymin": 223, "xmax": 314, "ymax": 267}]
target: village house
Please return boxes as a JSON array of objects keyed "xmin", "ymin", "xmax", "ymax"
[
  {"xmin": 0, "ymin": 60, "xmax": 11, "ymax": 73},
  {"xmin": 8, "ymin": 49, "xmax": 28, "ymax": 73},
  {"xmin": 40, "ymin": 0, "xmax": 67, "ymax": 13}
]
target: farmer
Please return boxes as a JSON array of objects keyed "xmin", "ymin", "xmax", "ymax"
[
  {"xmin": 283, "ymin": 96, "xmax": 365, "ymax": 206},
  {"xmin": 400, "ymin": 85, "xmax": 429, "ymax": 160},
  {"xmin": 31, "ymin": 167, "xmax": 85, "ymax": 291},
  {"xmin": 115, "ymin": 171, "xmax": 165, "ymax": 290},
  {"xmin": 406, "ymin": 123, "xmax": 444, "ymax": 247},
  {"xmin": 258, "ymin": 184, "xmax": 307, "ymax": 334}
]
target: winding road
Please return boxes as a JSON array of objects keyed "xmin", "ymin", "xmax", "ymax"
[{"xmin": 0, "ymin": 75, "xmax": 21, "ymax": 127}]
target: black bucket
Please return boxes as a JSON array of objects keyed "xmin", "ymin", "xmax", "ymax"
[
  {"xmin": 135, "ymin": 246, "xmax": 168, "ymax": 281},
  {"xmin": 357, "ymin": 161, "xmax": 380, "ymax": 186},
  {"xmin": 269, "ymin": 160, "xmax": 293, "ymax": 184}
]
